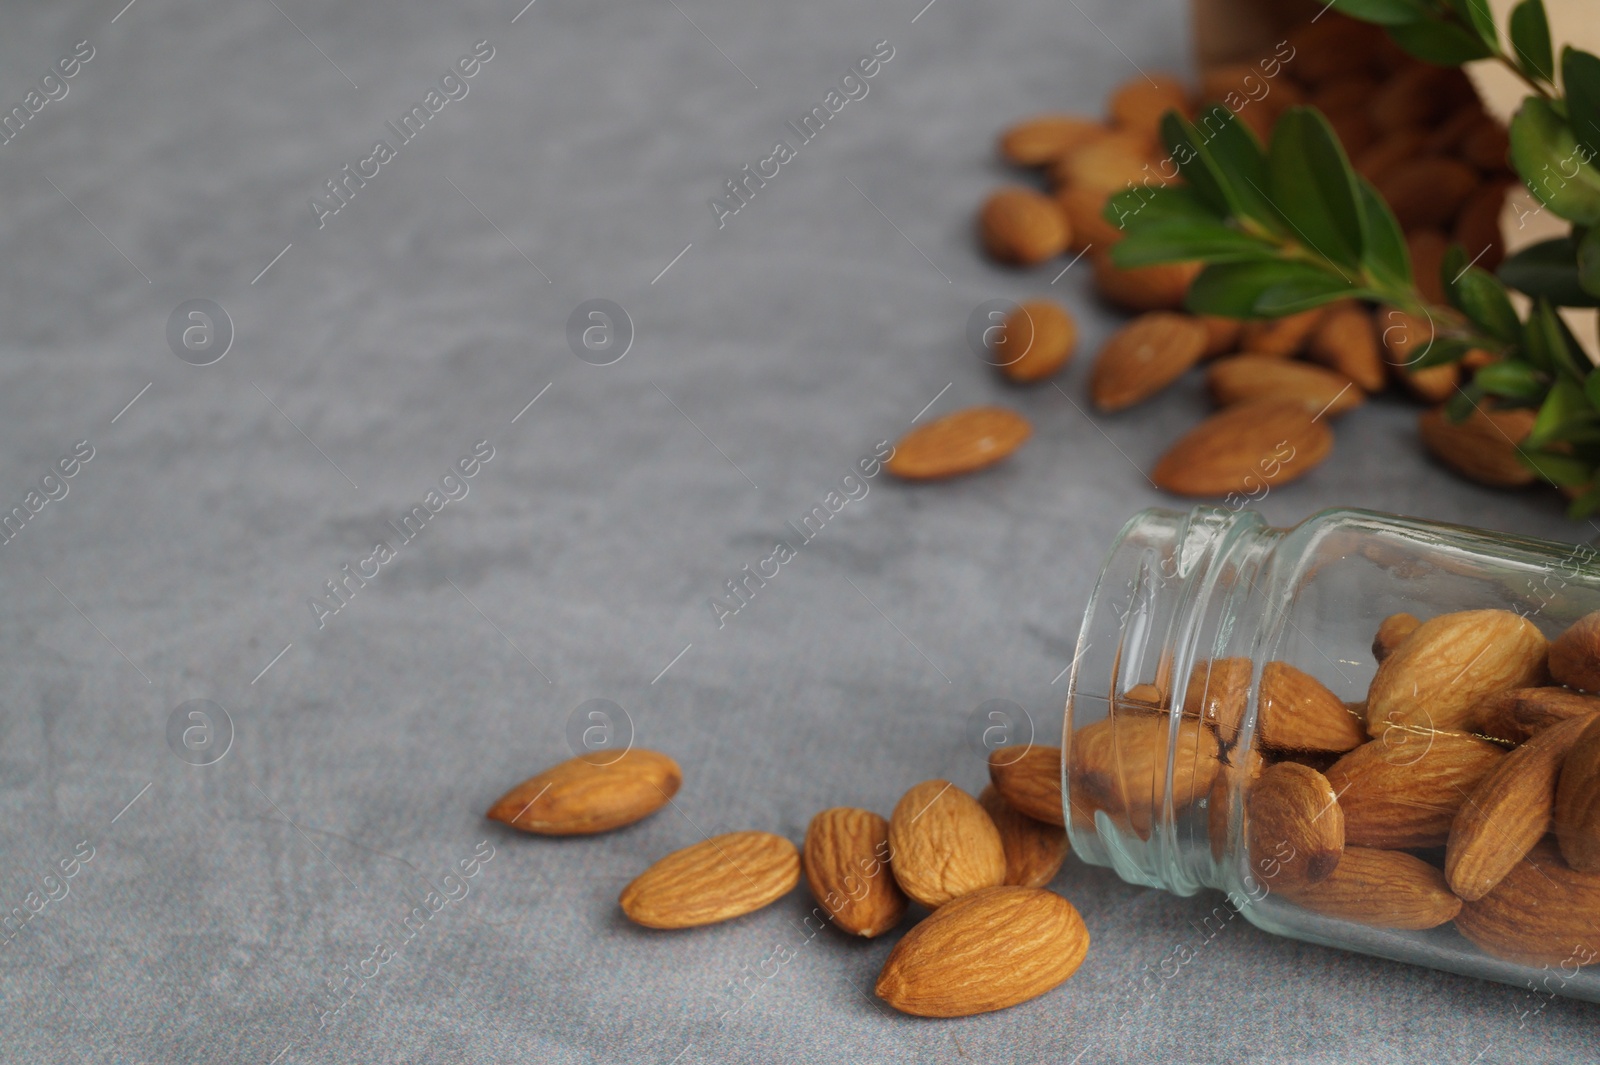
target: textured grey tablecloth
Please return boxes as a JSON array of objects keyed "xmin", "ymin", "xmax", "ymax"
[{"xmin": 1, "ymin": 0, "xmax": 1595, "ymax": 1061}]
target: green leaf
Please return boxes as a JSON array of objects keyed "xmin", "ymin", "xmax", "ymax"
[
  {"xmin": 1268, "ymin": 108, "xmax": 1366, "ymax": 271},
  {"xmin": 1112, "ymin": 221, "xmax": 1277, "ymax": 267},
  {"xmin": 1509, "ymin": 97, "xmax": 1600, "ymax": 226},
  {"xmin": 1445, "ymin": 384, "xmax": 1483, "ymax": 423},
  {"xmin": 1356, "ymin": 177, "xmax": 1412, "ymax": 288},
  {"xmin": 1529, "ymin": 378, "xmax": 1596, "ymax": 448},
  {"xmin": 1387, "ymin": 16, "xmax": 1496, "ymax": 64},
  {"xmin": 1586, "ymin": 367, "xmax": 1600, "ymax": 409},
  {"xmin": 1331, "ymin": 0, "xmax": 1430, "ymax": 25},
  {"xmin": 1105, "ymin": 185, "xmax": 1216, "ymax": 228},
  {"xmin": 1523, "ymin": 449, "xmax": 1593, "ymax": 487},
  {"xmin": 1191, "ymin": 105, "xmax": 1283, "ymax": 233},
  {"xmin": 1184, "ymin": 260, "xmax": 1363, "ymax": 317},
  {"xmin": 1509, "ymin": 0, "xmax": 1554, "ymax": 83},
  {"xmin": 1409, "ymin": 335, "xmax": 1476, "ymax": 370},
  {"xmin": 1161, "ymin": 112, "xmax": 1234, "ymax": 218},
  {"xmin": 1474, "ymin": 360, "xmax": 1547, "ymax": 402},
  {"xmin": 1524, "ymin": 298, "xmax": 1587, "ymax": 378},
  {"xmin": 1566, "ymin": 485, "xmax": 1600, "ymax": 518},
  {"xmin": 1578, "ymin": 225, "xmax": 1600, "ymax": 298},
  {"xmin": 1453, "ymin": 268, "xmax": 1523, "ymax": 343},
  {"xmin": 1563, "ymin": 48, "xmax": 1600, "ymax": 169},
  {"xmin": 1499, "ymin": 237, "xmax": 1600, "ymax": 306},
  {"xmin": 1447, "ymin": 0, "xmax": 1498, "ymax": 50}
]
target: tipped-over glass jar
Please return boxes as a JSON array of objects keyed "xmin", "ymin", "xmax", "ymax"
[{"xmin": 1065, "ymin": 506, "xmax": 1600, "ymax": 1002}]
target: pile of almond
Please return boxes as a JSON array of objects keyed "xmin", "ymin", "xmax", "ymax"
[
  {"xmin": 486, "ymin": 750, "xmax": 1089, "ymax": 1017},
  {"xmin": 1047, "ymin": 607, "xmax": 1600, "ymax": 965},
  {"xmin": 966, "ymin": 12, "xmax": 1530, "ymax": 500}
]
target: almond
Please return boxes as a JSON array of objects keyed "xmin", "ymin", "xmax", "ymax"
[
  {"xmin": 1108, "ymin": 74, "xmax": 1190, "ymax": 139},
  {"xmin": 1090, "ymin": 312, "xmax": 1209, "ymax": 411},
  {"xmin": 885, "ymin": 406, "xmax": 1032, "ymax": 480},
  {"xmin": 1206, "ymin": 356, "xmax": 1362, "ymax": 417},
  {"xmin": 1278, "ymin": 846, "xmax": 1461, "ymax": 930},
  {"xmin": 874, "ymin": 886, "xmax": 1089, "ymax": 1017},
  {"xmin": 1407, "ymin": 229, "xmax": 1450, "ymax": 304},
  {"xmin": 1355, "ymin": 129, "xmax": 1430, "ymax": 183},
  {"xmin": 1151, "ymin": 400, "xmax": 1334, "ymax": 497},
  {"xmin": 1286, "ymin": 15, "xmax": 1386, "ymax": 84},
  {"xmin": 979, "ymin": 187, "xmax": 1070, "ymax": 265},
  {"xmin": 1381, "ymin": 310, "xmax": 1460, "ymax": 402},
  {"xmin": 1056, "ymin": 184, "xmax": 1124, "ymax": 251},
  {"xmin": 1238, "ymin": 307, "xmax": 1326, "ymax": 358},
  {"xmin": 486, "ymin": 749, "xmax": 681, "ymax": 835},
  {"xmin": 1258, "ymin": 661, "xmax": 1366, "ymax": 754},
  {"xmin": 802, "ymin": 807, "xmax": 907, "ymax": 937},
  {"xmin": 1208, "ymin": 745, "xmax": 1263, "ymax": 861},
  {"xmin": 1070, "ymin": 714, "xmax": 1220, "ymax": 836},
  {"xmin": 1376, "ymin": 157, "xmax": 1480, "ymax": 231},
  {"xmin": 1418, "ymin": 406, "xmax": 1537, "ymax": 488},
  {"xmin": 1325, "ymin": 732, "xmax": 1505, "ymax": 848},
  {"xmin": 1247, "ymin": 762, "xmax": 1344, "ymax": 888},
  {"xmin": 1479, "ymin": 686, "xmax": 1600, "ymax": 745},
  {"xmin": 1455, "ymin": 839, "xmax": 1600, "ymax": 966},
  {"xmin": 1091, "ymin": 253, "xmax": 1200, "ymax": 312},
  {"xmin": 979, "ymin": 785, "xmax": 1068, "ymax": 888},
  {"xmin": 1371, "ymin": 612, "xmax": 1419, "ymax": 663},
  {"xmin": 988, "ymin": 744, "xmax": 1064, "ymax": 826},
  {"xmin": 1454, "ymin": 179, "xmax": 1511, "ymax": 271},
  {"xmin": 1369, "ymin": 63, "xmax": 1473, "ymax": 133},
  {"xmin": 995, "ymin": 299, "xmax": 1077, "ymax": 383},
  {"xmin": 1054, "ymin": 131, "xmax": 1159, "ymax": 193},
  {"xmin": 1182, "ymin": 656, "xmax": 1250, "ymax": 747},
  {"xmin": 998, "ymin": 114, "xmax": 1107, "ymax": 166},
  {"xmin": 619, "ymin": 831, "xmax": 799, "ymax": 928},
  {"xmin": 1365, "ymin": 609, "xmax": 1548, "ymax": 734},
  {"xmin": 888, "ymin": 780, "xmax": 1007, "ymax": 908},
  {"xmin": 1556, "ymin": 714, "xmax": 1600, "ymax": 873},
  {"xmin": 1550, "ymin": 611, "xmax": 1600, "ymax": 692},
  {"xmin": 1306, "ymin": 301, "xmax": 1385, "ymax": 392},
  {"xmin": 1447, "ymin": 713, "xmax": 1597, "ymax": 901},
  {"xmin": 1198, "ymin": 314, "xmax": 1242, "ymax": 359},
  {"xmin": 1459, "ymin": 114, "xmax": 1511, "ymax": 171}
]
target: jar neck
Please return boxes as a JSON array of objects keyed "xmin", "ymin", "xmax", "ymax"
[{"xmin": 1065, "ymin": 506, "xmax": 1283, "ymax": 896}]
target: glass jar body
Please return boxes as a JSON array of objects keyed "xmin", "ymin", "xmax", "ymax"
[{"xmin": 1065, "ymin": 506, "xmax": 1600, "ymax": 1002}]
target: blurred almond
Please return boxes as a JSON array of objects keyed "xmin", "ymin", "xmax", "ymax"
[
  {"xmin": 1090, "ymin": 312, "xmax": 1209, "ymax": 411},
  {"xmin": 888, "ymin": 780, "xmax": 1006, "ymax": 908},
  {"xmin": 999, "ymin": 114, "xmax": 1106, "ymax": 166},
  {"xmin": 1459, "ymin": 114, "xmax": 1510, "ymax": 170},
  {"xmin": 1366, "ymin": 609, "xmax": 1547, "ymax": 733},
  {"xmin": 1378, "ymin": 158, "xmax": 1480, "ymax": 234},
  {"xmin": 1369, "ymin": 63, "xmax": 1472, "ymax": 133},
  {"xmin": 1354, "ymin": 129, "xmax": 1429, "ymax": 183},
  {"xmin": 1454, "ymin": 180, "xmax": 1511, "ymax": 271},
  {"xmin": 1207, "ymin": 355, "xmax": 1362, "ymax": 417},
  {"xmin": 995, "ymin": 299, "xmax": 1077, "ymax": 383},
  {"xmin": 1151, "ymin": 400, "xmax": 1333, "ymax": 497},
  {"xmin": 979, "ymin": 785, "xmax": 1068, "ymax": 888},
  {"xmin": 886, "ymin": 407, "xmax": 1032, "ymax": 480},
  {"xmin": 1054, "ymin": 131, "xmax": 1159, "ymax": 192},
  {"xmin": 1238, "ymin": 307, "xmax": 1326, "ymax": 357},
  {"xmin": 1326, "ymin": 732, "xmax": 1505, "ymax": 848},
  {"xmin": 1092, "ymin": 252, "xmax": 1200, "ymax": 312},
  {"xmin": 1056, "ymin": 184, "xmax": 1124, "ymax": 251},
  {"xmin": 1108, "ymin": 74, "xmax": 1190, "ymax": 138},
  {"xmin": 1418, "ymin": 406, "xmax": 1536, "ymax": 487},
  {"xmin": 1278, "ymin": 846, "xmax": 1461, "ymax": 930},
  {"xmin": 1549, "ymin": 611, "xmax": 1600, "ymax": 692},
  {"xmin": 979, "ymin": 187, "xmax": 1069, "ymax": 265},
  {"xmin": 620, "ymin": 831, "xmax": 799, "ymax": 928},
  {"xmin": 1198, "ymin": 314, "xmax": 1243, "ymax": 358},
  {"xmin": 486, "ymin": 749, "xmax": 681, "ymax": 836},
  {"xmin": 988, "ymin": 744, "xmax": 1065, "ymax": 826},
  {"xmin": 1306, "ymin": 302, "xmax": 1385, "ymax": 392},
  {"xmin": 1556, "ymin": 714, "xmax": 1600, "ymax": 873},
  {"xmin": 803, "ymin": 807, "xmax": 907, "ymax": 937},
  {"xmin": 1406, "ymin": 230, "xmax": 1450, "ymax": 305}
]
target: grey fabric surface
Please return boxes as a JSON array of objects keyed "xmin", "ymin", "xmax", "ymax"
[{"xmin": 0, "ymin": 0, "xmax": 1595, "ymax": 1061}]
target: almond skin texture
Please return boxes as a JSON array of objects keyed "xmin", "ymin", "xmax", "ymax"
[
  {"xmin": 486, "ymin": 749, "xmax": 682, "ymax": 836},
  {"xmin": 1371, "ymin": 612, "xmax": 1419, "ymax": 663},
  {"xmin": 1092, "ymin": 253, "xmax": 1200, "ymax": 312},
  {"xmin": 1238, "ymin": 307, "xmax": 1326, "ymax": 357},
  {"xmin": 1258, "ymin": 661, "xmax": 1367, "ymax": 754},
  {"xmin": 888, "ymin": 780, "xmax": 1007, "ymax": 908},
  {"xmin": 803, "ymin": 808, "xmax": 907, "ymax": 937},
  {"xmin": 620, "ymin": 831, "xmax": 799, "ymax": 928},
  {"xmin": 1278, "ymin": 847, "xmax": 1462, "ymax": 930},
  {"xmin": 1456, "ymin": 840, "xmax": 1600, "ymax": 966},
  {"xmin": 1479, "ymin": 686, "xmax": 1600, "ymax": 745},
  {"xmin": 1206, "ymin": 356, "xmax": 1362, "ymax": 417},
  {"xmin": 1556, "ymin": 715, "xmax": 1600, "ymax": 873},
  {"xmin": 1326, "ymin": 732, "xmax": 1506, "ymax": 849},
  {"xmin": 988, "ymin": 745, "xmax": 1065, "ymax": 826},
  {"xmin": 1090, "ymin": 312, "xmax": 1209, "ymax": 411},
  {"xmin": 979, "ymin": 187, "xmax": 1069, "ymax": 265},
  {"xmin": 979, "ymin": 785, "xmax": 1068, "ymax": 888},
  {"xmin": 1070, "ymin": 714, "xmax": 1220, "ymax": 837},
  {"xmin": 1418, "ymin": 407, "xmax": 1537, "ymax": 488},
  {"xmin": 1550, "ymin": 611, "xmax": 1600, "ymax": 692},
  {"xmin": 1182, "ymin": 656, "xmax": 1251, "ymax": 748},
  {"xmin": 995, "ymin": 299, "xmax": 1077, "ymax": 383},
  {"xmin": 885, "ymin": 407, "xmax": 1032, "ymax": 480},
  {"xmin": 1447, "ymin": 713, "xmax": 1597, "ymax": 901},
  {"xmin": 998, "ymin": 114, "xmax": 1106, "ymax": 166},
  {"xmin": 1247, "ymin": 762, "xmax": 1344, "ymax": 889},
  {"xmin": 1306, "ymin": 301, "xmax": 1386, "ymax": 392},
  {"xmin": 1151, "ymin": 400, "xmax": 1333, "ymax": 497},
  {"xmin": 874, "ymin": 886, "xmax": 1089, "ymax": 1017},
  {"xmin": 1365, "ymin": 609, "xmax": 1548, "ymax": 735}
]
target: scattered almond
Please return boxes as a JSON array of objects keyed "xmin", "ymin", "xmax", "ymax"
[
  {"xmin": 1455, "ymin": 840, "xmax": 1600, "ymax": 966},
  {"xmin": 1550, "ymin": 611, "xmax": 1600, "ymax": 692},
  {"xmin": 1055, "ymin": 131, "xmax": 1160, "ymax": 193},
  {"xmin": 1151, "ymin": 400, "xmax": 1333, "ymax": 497},
  {"xmin": 1364, "ymin": 609, "xmax": 1547, "ymax": 734},
  {"xmin": 1056, "ymin": 184, "xmax": 1124, "ymax": 251},
  {"xmin": 486, "ymin": 749, "xmax": 682, "ymax": 836},
  {"xmin": 1325, "ymin": 732, "xmax": 1505, "ymax": 849},
  {"xmin": 885, "ymin": 406, "xmax": 1032, "ymax": 480},
  {"xmin": 874, "ymin": 885, "xmax": 1090, "ymax": 1017},
  {"xmin": 1407, "ymin": 229, "xmax": 1449, "ymax": 304},
  {"xmin": 1556, "ymin": 714, "xmax": 1600, "ymax": 873},
  {"xmin": 979, "ymin": 785, "xmax": 1068, "ymax": 888},
  {"xmin": 1246, "ymin": 762, "xmax": 1344, "ymax": 888},
  {"xmin": 1447, "ymin": 713, "xmax": 1597, "ymax": 901},
  {"xmin": 1375, "ymin": 157, "xmax": 1480, "ymax": 231},
  {"xmin": 1371, "ymin": 612, "xmax": 1419, "ymax": 663},
  {"xmin": 1258, "ymin": 661, "xmax": 1366, "ymax": 754},
  {"xmin": 888, "ymin": 780, "xmax": 1007, "ymax": 908},
  {"xmin": 1278, "ymin": 846, "xmax": 1462, "ymax": 930},
  {"xmin": 995, "ymin": 299, "xmax": 1077, "ymax": 383},
  {"xmin": 1090, "ymin": 312, "xmax": 1209, "ymax": 411},
  {"xmin": 803, "ymin": 808, "xmax": 907, "ymax": 937},
  {"xmin": 1108, "ymin": 74, "xmax": 1190, "ymax": 138},
  {"xmin": 1418, "ymin": 407, "xmax": 1537, "ymax": 488},
  {"xmin": 1091, "ymin": 253, "xmax": 1200, "ymax": 312},
  {"xmin": 999, "ymin": 114, "xmax": 1106, "ymax": 166},
  {"xmin": 1238, "ymin": 307, "xmax": 1326, "ymax": 357},
  {"xmin": 979, "ymin": 187, "xmax": 1070, "ymax": 265},
  {"xmin": 1454, "ymin": 179, "xmax": 1511, "ymax": 271},
  {"xmin": 1478, "ymin": 686, "xmax": 1600, "ymax": 745},
  {"xmin": 620, "ymin": 831, "xmax": 799, "ymax": 928},
  {"xmin": 988, "ymin": 744, "xmax": 1065, "ymax": 826},
  {"xmin": 1197, "ymin": 314, "xmax": 1243, "ymax": 359},
  {"xmin": 1306, "ymin": 301, "xmax": 1385, "ymax": 392},
  {"xmin": 1207, "ymin": 356, "xmax": 1362, "ymax": 417}
]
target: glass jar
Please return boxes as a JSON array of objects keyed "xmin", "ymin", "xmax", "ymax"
[{"xmin": 1064, "ymin": 505, "xmax": 1600, "ymax": 1002}]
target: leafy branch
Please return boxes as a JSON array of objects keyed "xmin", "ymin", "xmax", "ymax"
[{"xmin": 1105, "ymin": 0, "xmax": 1600, "ymax": 515}]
